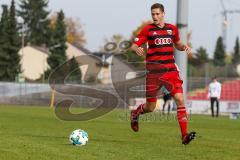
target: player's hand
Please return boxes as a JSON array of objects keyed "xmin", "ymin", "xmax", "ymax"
[
  {"xmin": 131, "ymin": 44, "xmax": 145, "ymax": 56},
  {"xmin": 135, "ymin": 47, "xmax": 145, "ymax": 56},
  {"xmin": 184, "ymin": 45, "xmax": 192, "ymax": 55}
]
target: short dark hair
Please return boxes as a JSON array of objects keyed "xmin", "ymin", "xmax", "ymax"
[{"xmin": 151, "ymin": 3, "xmax": 164, "ymax": 12}]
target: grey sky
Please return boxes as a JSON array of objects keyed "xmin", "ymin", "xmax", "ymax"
[{"xmin": 1, "ymin": 0, "xmax": 240, "ymax": 57}]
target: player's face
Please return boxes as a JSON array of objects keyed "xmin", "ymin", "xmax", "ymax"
[{"xmin": 151, "ymin": 8, "xmax": 165, "ymax": 25}]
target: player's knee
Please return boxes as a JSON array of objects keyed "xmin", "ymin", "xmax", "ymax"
[{"xmin": 175, "ymin": 97, "xmax": 184, "ymax": 106}]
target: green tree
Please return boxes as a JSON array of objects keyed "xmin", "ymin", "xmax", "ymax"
[
  {"xmin": 195, "ymin": 46, "xmax": 208, "ymax": 64},
  {"xmin": 8, "ymin": 0, "xmax": 21, "ymax": 80},
  {"xmin": 18, "ymin": 0, "xmax": 50, "ymax": 46},
  {"xmin": 213, "ymin": 36, "xmax": 226, "ymax": 66},
  {"xmin": 46, "ymin": 10, "xmax": 67, "ymax": 78},
  {"xmin": 49, "ymin": 14, "xmax": 86, "ymax": 47},
  {"xmin": 0, "ymin": 5, "xmax": 10, "ymax": 80},
  {"xmin": 232, "ymin": 37, "xmax": 240, "ymax": 65},
  {"xmin": 67, "ymin": 56, "xmax": 82, "ymax": 83},
  {"xmin": 0, "ymin": 1, "xmax": 21, "ymax": 81}
]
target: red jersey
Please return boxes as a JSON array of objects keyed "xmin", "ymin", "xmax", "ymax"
[{"xmin": 133, "ymin": 23, "xmax": 180, "ymax": 72}]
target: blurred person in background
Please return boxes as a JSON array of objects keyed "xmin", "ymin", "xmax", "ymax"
[
  {"xmin": 162, "ymin": 92, "xmax": 172, "ymax": 115},
  {"xmin": 208, "ymin": 77, "xmax": 221, "ymax": 117}
]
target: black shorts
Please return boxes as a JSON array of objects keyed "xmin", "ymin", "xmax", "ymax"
[{"xmin": 163, "ymin": 94, "xmax": 172, "ymax": 101}]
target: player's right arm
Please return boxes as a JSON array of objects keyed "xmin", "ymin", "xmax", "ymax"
[
  {"xmin": 131, "ymin": 44, "xmax": 145, "ymax": 56},
  {"xmin": 131, "ymin": 25, "xmax": 149, "ymax": 56}
]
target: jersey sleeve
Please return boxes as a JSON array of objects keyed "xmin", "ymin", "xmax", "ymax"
[
  {"xmin": 133, "ymin": 25, "xmax": 148, "ymax": 47},
  {"xmin": 173, "ymin": 26, "xmax": 180, "ymax": 43}
]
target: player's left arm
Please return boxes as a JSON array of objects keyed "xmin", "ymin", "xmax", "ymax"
[
  {"xmin": 174, "ymin": 41, "xmax": 192, "ymax": 55},
  {"xmin": 173, "ymin": 25, "xmax": 192, "ymax": 55}
]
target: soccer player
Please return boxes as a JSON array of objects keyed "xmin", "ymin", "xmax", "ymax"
[{"xmin": 130, "ymin": 3, "xmax": 196, "ymax": 145}]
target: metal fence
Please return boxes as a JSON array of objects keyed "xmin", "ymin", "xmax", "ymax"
[
  {"xmin": 188, "ymin": 77, "xmax": 240, "ymax": 92},
  {"xmin": 0, "ymin": 76, "xmax": 239, "ymax": 107}
]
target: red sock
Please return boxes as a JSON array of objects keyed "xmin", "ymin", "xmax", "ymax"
[
  {"xmin": 177, "ymin": 106, "xmax": 188, "ymax": 138},
  {"xmin": 133, "ymin": 103, "xmax": 146, "ymax": 116}
]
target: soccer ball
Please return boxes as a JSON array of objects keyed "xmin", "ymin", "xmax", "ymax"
[{"xmin": 69, "ymin": 129, "xmax": 89, "ymax": 146}]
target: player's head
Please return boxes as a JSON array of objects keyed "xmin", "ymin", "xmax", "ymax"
[
  {"xmin": 151, "ymin": 3, "xmax": 165, "ymax": 25},
  {"xmin": 212, "ymin": 76, "xmax": 217, "ymax": 82}
]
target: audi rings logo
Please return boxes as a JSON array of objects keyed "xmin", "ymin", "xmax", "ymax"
[{"xmin": 154, "ymin": 38, "xmax": 172, "ymax": 45}]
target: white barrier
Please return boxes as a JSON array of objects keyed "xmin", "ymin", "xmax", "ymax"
[
  {"xmin": 187, "ymin": 100, "xmax": 240, "ymax": 114},
  {"xmin": 129, "ymin": 98, "xmax": 240, "ymax": 115}
]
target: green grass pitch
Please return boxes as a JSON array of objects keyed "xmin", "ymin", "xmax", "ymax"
[{"xmin": 0, "ymin": 105, "xmax": 240, "ymax": 160}]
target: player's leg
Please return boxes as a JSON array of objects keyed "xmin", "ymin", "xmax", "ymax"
[
  {"xmin": 145, "ymin": 99, "xmax": 158, "ymax": 113},
  {"xmin": 210, "ymin": 98, "xmax": 215, "ymax": 117},
  {"xmin": 162, "ymin": 100, "xmax": 166, "ymax": 115},
  {"xmin": 167, "ymin": 100, "xmax": 171, "ymax": 115},
  {"xmin": 173, "ymin": 93, "xmax": 196, "ymax": 145},
  {"xmin": 130, "ymin": 99, "xmax": 157, "ymax": 132},
  {"xmin": 130, "ymin": 73, "xmax": 159, "ymax": 132},
  {"xmin": 173, "ymin": 93, "xmax": 188, "ymax": 138},
  {"xmin": 166, "ymin": 71, "xmax": 195, "ymax": 145},
  {"xmin": 165, "ymin": 72, "xmax": 188, "ymax": 139},
  {"xmin": 216, "ymin": 98, "xmax": 219, "ymax": 117}
]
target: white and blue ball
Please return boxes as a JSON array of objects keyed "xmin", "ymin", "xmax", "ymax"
[{"xmin": 69, "ymin": 129, "xmax": 88, "ymax": 146}]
